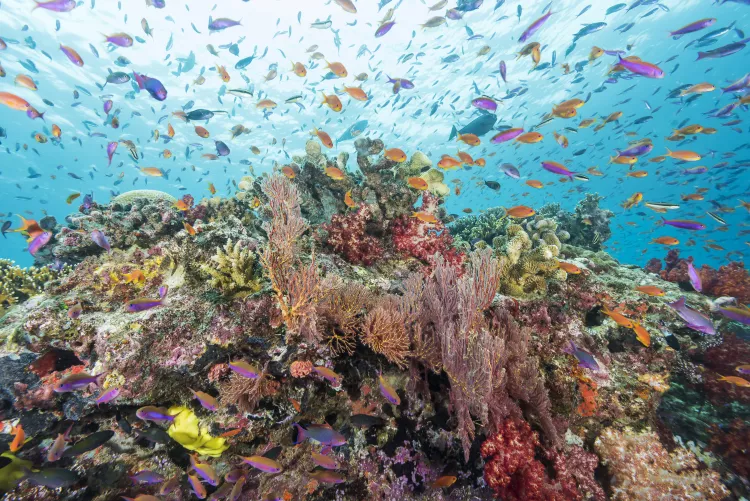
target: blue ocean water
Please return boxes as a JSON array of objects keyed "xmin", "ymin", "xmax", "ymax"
[{"xmin": 0, "ymin": 0, "xmax": 748, "ymax": 269}]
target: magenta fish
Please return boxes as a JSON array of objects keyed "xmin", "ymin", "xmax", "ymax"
[
  {"xmin": 106, "ymin": 141, "xmax": 118, "ymax": 166},
  {"xmin": 33, "ymin": 0, "xmax": 77, "ymax": 12},
  {"xmin": 104, "ymin": 33, "xmax": 133, "ymax": 47},
  {"xmin": 519, "ymin": 9, "xmax": 552, "ymax": 43},
  {"xmin": 293, "ymin": 423, "xmax": 347, "ymax": 446},
  {"xmin": 568, "ymin": 342, "xmax": 599, "ymax": 371},
  {"xmin": 660, "ymin": 218, "xmax": 705, "ymax": 230},
  {"xmin": 103, "ymin": 100, "xmax": 113, "ymax": 114},
  {"xmin": 241, "ymin": 455, "xmax": 282, "ymax": 473},
  {"xmin": 208, "ymin": 18, "xmax": 242, "ymax": 32},
  {"xmin": 471, "ymin": 96, "xmax": 498, "ymax": 112},
  {"xmin": 26, "ymin": 106, "xmax": 45, "ymax": 121},
  {"xmin": 54, "ymin": 372, "xmax": 105, "ymax": 393},
  {"xmin": 96, "ymin": 387, "xmax": 120, "ymax": 406},
  {"xmin": 375, "ymin": 21, "xmax": 395, "ymax": 37},
  {"xmin": 28, "ymin": 231, "xmax": 52, "ymax": 256},
  {"xmin": 378, "ymin": 373, "xmax": 400, "ymax": 406},
  {"xmin": 136, "ymin": 406, "xmax": 175, "ymax": 423},
  {"xmin": 491, "ymin": 128, "xmax": 524, "ymax": 144},
  {"xmin": 617, "ymin": 55, "xmax": 664, "ymax": 79},
  {"xmin": 670, "ymin": 18, "xmax": 716, "ymax": 38},
  {"xmin": 687, "ymin": 262, "xmax": 703, "ymax": 292},
  {"xmin": 541, "ymin": 161, "xmax": 576, "ymax": 178},
  {"xmin": 499, "ymin": 60, "xmax": 507, "ymax": 83},
  {"xmin": 126, "ymin": 285, "xmax": 168, "ymax": 313},
  {"xmin": 133, "ymin": 72, "xmax": 168, "ymax": 101},
  {"xmin": 59, "ymin": 44, "xmax": 83, "ymax": 66},
  {"xmin": 130, "ymin": 470, "xmax": 165, "ymax": 484},
  {"xmin": 717, "ymin": 306, "xmax": 750, "ymax": 326},
  {"xmin": 667, "ymin": 296, "xmax": 715, "ymax": 335},
  {"xmin": 90, "ymin": 229, "xmax": 110, "ymax": 252}
]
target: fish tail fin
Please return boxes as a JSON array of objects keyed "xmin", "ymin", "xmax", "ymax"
[
  {"xmin": 94, "ymin": 373, "xmax": 107, "ymax": 387},
  {"xmin": 665, "ymin": 147, "xmax": 672, "ymax": 157},
  {"xmin": 292, "ymin": 423, "xmax": 306, "ymax": 445},
  {"xmin": 696, "ymin": 52, "xmax": 707, "ymax": 61},
  {"xmin": 456, "ymin": 133, "xmax": 462, "ymax": 142},
  {"xmin": 449, "ymin": 125, "xmax": 458, "ymax": 141},
  {"xmin": 31, "ymin": 1, "xmax": 40, "ymax": 11}
]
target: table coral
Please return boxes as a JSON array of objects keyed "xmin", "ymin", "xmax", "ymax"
[{"xmin": 594, "ymin": 427, "xmax": 729, "ymax": 501}]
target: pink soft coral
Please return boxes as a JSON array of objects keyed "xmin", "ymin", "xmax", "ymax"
[
  {"xmin": 391, "ymin": 192, "xmax": 464, "ymax": 269},
  {"xmin": 481, "ymin": 418, "xmax": 603, "ymax": 501},
  {"xmin": 323, "ymin": 205, "xmax": 383, "ymax": 265}
]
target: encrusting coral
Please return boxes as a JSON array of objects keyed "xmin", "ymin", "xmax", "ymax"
[
  {"xmin": 594, "ymin": 427, "xmax": 729, "ymax": 501},
  {"xmin": 200, "ymin": 239, "xmax": 263, "ymax": 298}
]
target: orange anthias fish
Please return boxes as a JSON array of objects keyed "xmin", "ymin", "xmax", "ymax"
[
  {"xmin": 558, "ymin": 261, "xmax": 582, "ymax": 274},
  {"xmin": 183, "ymin": 222, "xmax": 197, "ymax": 236},
  {"xmin": 195, "ymin": 126, "xmax": 210, "ymax": 138},
  {"xmin": 601, "ymin": 306, "xmax": 633, "ymax": 328},
  {"xmin": 220, "ymin": 428, "xmax": 243, "ymax": 438},
  {"xmin": 407, "ymin": 177, "xmax": 428, "ymax": 190},
  {"xmin": 123, "ymin": 270, "xmax": 145, "ymax": 284},
  {"xmin": 412, "ymin": 212, "xmax": 439, "ymax": 224},
  {"xmin": 430, "ymin": 475, "xmax": 457, "ymax": 489},
  {"xmin": 474, "ymin": 158, "xmax": 486, "ymax": 167},
  {"xmin": 631, "ymin": 322, "xmax": 651, "ymax": 347},
  {"xmin": 652, "ymin": 236, "xmax": 679, "ymax": 246},
  {"xmin": 456, "ymin": 133, "xmax": 480, "ymax": 146},
  {"xmin": 167, "ymin": 123, "xmax": 175, "ymax": 138},
  {"xmin": 343, "ymin": 85, "xmax": 368, "ymax": 101},
  {"xmin": 717, "ymin": 376, "xmax": 750, "ymax": 388},
  {"xmin": 437, "ymin": 156, "xmax": 462, "ymax": 170},
  {"xmin": 314, "ymin": 128, "xmax": 334, "ymax": 148},
  {"xmin": 635, "ymin": 285, "xmax": 665, "ymax": 296},
  {"xmin": 14, "ymin": 215, "xmax": 44, "ymax": 240},
  {"xmin": 621, "ymin": 192, "xmax": 643, "ymax": 209},
  {"xmin": 281, "ymin": 165, "xmax": 296, "ymax": 179},
  {"xmin": 325, "ymin": 167, "xmax": 346, "ymax": 180},
  {"xmin": 140, "ymin": 167, "xmax": 164, "ymax": 177},
  {"xmin": 457, "ymin": 151, "xmax": 474, "ymax": 165},
  {"xmin": 505, "ymin": 206, "xmax": 535, "ymax": 218},
  {"xmin": 326, "ymin": 61, "xmax": 348, "ymax": 77},
  {"xmin": 516, "ymin": 132, "xmax": 543, "ymax": 144},
  {"xmin": 384, "ymin": 148, "xmax": 407, "ymax": 162},
  {"xmin": 10, "ymin": 424, "xmax": 26, "ymax": 453},
  {"xmin": 208, "ymin": 182, "xmax": 216, "ymax": 195},
  {"xmin": 526, "ymin": 180, "xmax": 544, "ymax": 189},
  {"xmin": 344, "ymin": 190, "xmax": 357, "ymax": 208},
  {"xmin": 291, "ymin": 61, "xmax": 307, "ymax": 77},
  {"xmin": 174, "ymin": 200, "xmax": 190, "ymax": 211},
  {"xmin": 321, "ymin": 92, "xmax": 342, "ymax": 112}
]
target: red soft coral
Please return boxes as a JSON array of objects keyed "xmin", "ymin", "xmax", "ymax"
[
  {"xmin": 481, "ymin": 419, "xmax": 603, "ymax": 501},
  {"xmin": 654, "ymin": 250, "xmax": 750, "ymax": 302},
  {"xmin": 323, "ymin": 205, "xmax": 383, "ymax": 265},
  {"xmin": 391, "ymin": 192, "xmax": 464, "ymax": 269}
]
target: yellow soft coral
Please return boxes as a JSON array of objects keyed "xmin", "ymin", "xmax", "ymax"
[
  {"xmin": 0, "ymin": 452, "xmax": 32, "ymax": 491},
  {"xmin": 166, "ymin": 406, "xmax": 229, "ymax": 457}
]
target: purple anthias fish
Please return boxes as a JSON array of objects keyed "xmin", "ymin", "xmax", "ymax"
[
  {"xmin": 721, "ymin": 74, "xmax": 750, "ymax": 94},
  {"xmin": 82, "ymin": 193, "xmax": 94, "ymax": 210},
  {"xmin": 105, "ymin": 34, "xmax": 133, "ymax": 48},
  {"xmin": 711, "ymin": 101, "xmax": 740, "ymax": 118},
  {"xmin": 208, "ymin": 18, "xmax": 242, "ymax": 32},
  {"xmin": 456, "ymin": 0, "xmax": 483, "ymax": 12},
  {"xmin": 136, "ymin": 406, "xmax": 175, "ymax": 423},
  {"xmin": 133, "ymin": 72, "xmax": 167, "ymax": 101},
  {"xmin": 29, "ymin": 231, "xmax": 52, "ymax": 256},
  {"xmin": 660, "ymin": 218, "xmax": 706, "ymax": 230},
  {"xmin": 91, "ymin": 229, "xmax": 110, "ymax": 252},
  {"xmin": 145, "ymin": 0, "xmax": 165, "ymax": 8},
  {"xmin": 569, "ymin": 342, "xmax": 599, "ymax": 371},
  {"xmin": 500, "ymin": 163, "xmax": 520, "ymax": 179},
  {"xmin": 130, "ymin": 470, "xmax": 165, "ymax": 484},
  {"xmin": 375, "ymin": 21, "xmax": 395, "ymax": 37},
  {"xmin": 215, "ymin": 140, "xmax": 230, "ymax": 156},
  {"xmin": 687, "ymin": 262, "xmax": 703, "ymax": 292},
  {"xmin": 59, "ymin": 45, "xmax": 83, "ymax": 66},
  {"xmin": 519, "ymin": 9, "xmax": 552, "ymax": 43},
  {"xmin": 103, "ymin": 100, "xmax": 113, "ymax": 114},
  {"xmin": 54, "ymin": 372, "xmax": 105, "ymax": 393},
  {"xmin": 683, "ymin": 166, "xmax": 708, "ymax": 175},
  {"xmin": 126, "ymin": 286, "xmax": 168, "ymax": 313},
  {"xmin": 446, "ymin": 8, "xmax": 463, "ymax": 20},
  {"xmin": 106, "ymin": 142, "xmax": 118, "ymax": 166},
  {"xmin": 26, "ymin": 106, "xmax": 45, "ymax": 121},
  {"xmin": 617, "ymin": 143, "xmax": 653, "ymax": 157},
  {"xmin": 491, "ymin": 128, "xmax": 524, "ymax": 144},
  {"xmin": 33, "ymin": 0, "xmax": 76, "ymax": 12},
  {"xmin": 472, "ymin": 97, "xmax": 498, "ymax": 112},
  {"xmin": 698, "ymin": 41, "xmax": 748, "ymax": 61},
  {"xmin": 670, "ymin": 18, "xmax": 716, "ymax": 38},
  {"xmin": 617, "ymin": 55, "xmax": 664, "ymax": 79},
  {"xmin": 499, "ymin": 61, "xmax": 507, "ymax": 83},
  {"xmin": 293, "ymin": 423, "xmax": 347, "ymax": 446},
  {"xmin": 542, "ymin": 161, "xmax": 576, "ymax": 178},
  {"xmin": 95, "ymin": 387, "xmax": 120, "ymax": 406},
  {"xmin": 386, "ymin": 76, "xmax": 414, "ymax": 89},
  {"xmin": 717, "ymin": 306, "xmax": 750, "ymax": 326},
  {"xmin": 667, "ymin": 296, "xmax": 716, "ymax": 335}
]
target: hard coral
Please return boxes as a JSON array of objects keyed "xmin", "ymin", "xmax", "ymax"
[
  {"xmin": 323, "ymin": 205, "xmax": 384, "ymax": 265},
  {"xmin": 391, "ymin": 192, "xmax": 464, "ymax": 269},
  {"xmin": 200, "ymin": 239, "xmax": 263, "ymax": 299},
  {"xmin": 0, "ymin": 259, "xmax": 60, "ymax": 315},
  {"xmin": 594, "ymin": 427, "xmax": 729, "ymax": 501}
]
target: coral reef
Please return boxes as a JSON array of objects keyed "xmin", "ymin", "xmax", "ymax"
[
  {"xmin": 200, "ymin": 239, "xmax": 263, "ymax": 298},
  {"xmin": 0, "ymin": 259, "xmax": 61, "ymax": 315},
  {"xmin": 322, "ymin": 205, "xmax": 384, "ymax": 265},
  {"xmin": 539, "ymin": 194, "xmax": 614, "ymax": 251},
  {"xmin": 594, "ymin": 427, "xmax": 729, "ymax": 501}
]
